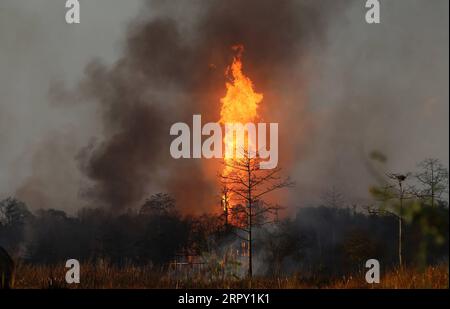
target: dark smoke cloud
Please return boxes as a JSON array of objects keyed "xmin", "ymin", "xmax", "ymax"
[{"xmin": 69, "ymin": 0, "xmax": 349, "ymax": 213}]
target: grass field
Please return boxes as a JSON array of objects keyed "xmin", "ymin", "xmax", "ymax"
[{"xmin": 12, "ymin": 263, "xmax": 449, "ymax": 289}]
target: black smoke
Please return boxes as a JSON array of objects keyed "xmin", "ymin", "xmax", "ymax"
[{"xmin": 72, "ymin": 0, "xmax": 352, "ymax": 213}]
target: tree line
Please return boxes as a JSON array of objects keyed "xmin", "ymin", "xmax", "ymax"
[{"xmin": 0, "ymin": 158, "xmax": 448, "ymax": 278}]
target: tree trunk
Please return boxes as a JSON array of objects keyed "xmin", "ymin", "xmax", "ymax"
[
  {"xmin": 248, "ymin": 226, "xmax": 252, "ymax": 277},
  {"xmin": 431, "ymin": 163, "xmax": 435, "ymax": 207},
  {"xmin": 398, "ymin": 215, "xmax": 402, "ymax": 267},
  {"xmin": 398, "ymin": 182, "xmax": 403, "ymax": 267},
  {"xmin": 247, "ymin": 164, "xmax": 252, "ymax": 278}
]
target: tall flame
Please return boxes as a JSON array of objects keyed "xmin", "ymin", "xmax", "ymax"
[
  {"xmin": 219, "ymin": 45, "xmax": 263, "ymax": 215},
  {"xmin": 220, "ymin": 45, "xmax": 263, "ymax": 165}
]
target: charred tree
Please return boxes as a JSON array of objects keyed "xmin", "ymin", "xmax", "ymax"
[{"xmin": 219, "ymin": 149, "xmax": 293, "ymax": 278}]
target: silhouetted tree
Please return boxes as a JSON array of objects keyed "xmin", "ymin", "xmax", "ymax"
[
  {"xmin": 341, "ymin": 229, "xmax": 380, "ymax": 272},
  {"xmin": 370, "ymin": 173, "xmax": 414, "ymax": 267},
  {"xmin": 140, "ymin": 193, "xmax": 175, "ymax": 216},
  {"xmin": 0, "ymin": 197, "xmax": 32, "ymax": 227},
  {"xmin": 219, "ymin": 150, "xmax": 293, "ymax": 277},
  {"xmin": 321, "ymin": 186, "xmax": 345, "ymax": 209},
  {"xmin": 0, "ymin": 197, "xmax": 32, "ymax": 254},
  {"xmin": 259, "ymin": 219, "xmax": 306, "ymax": 276},
  {"xmin": 414, "ymin": 158, "xmax": 448, "ymax": 207},
  {"xmin": 137, "ymin": 193, "xmax": 189, "ymax": 265}
]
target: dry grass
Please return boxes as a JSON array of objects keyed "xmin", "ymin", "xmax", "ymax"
[
  {"xmin": 329, "ymin": 265, "xmax": 449, "ymax": 289},
  {"xmin": 12, "ymin": 262, "xmax": 449, "ymax": 289}
]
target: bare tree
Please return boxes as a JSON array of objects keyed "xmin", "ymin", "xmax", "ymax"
[
  {"xmin": 0, "ymin": 197, "xmax": 31, "ymax": 227},
  {"xmin": 140, "ymin": 193, "xmax": 175, "ymax": 216},
  {"xmin": 321, "ymin": 186, "xmax": 345, "ymax": 209},
  {"xmin": 369, "ymin": 173, "xmax": 413, "ymax": 267},
  {"xmin": 414, "ymin": 158, "xmax": 448, "ymax": 207},
  {"xmin": 219, "ymin": 150, "xmax": 293, "ymax": 277}
]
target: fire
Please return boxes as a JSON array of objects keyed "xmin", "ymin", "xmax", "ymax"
[
  {"xmin": 219, "ymin": 45, "xmax": 263, "ymax": 217},
  {"xmin": 219, "ymin": 45, "xmax": 263, "ymax": 165}
]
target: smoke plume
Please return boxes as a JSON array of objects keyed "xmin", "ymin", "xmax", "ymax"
[{"xmin": 66, "ymin": 0, "xmax": 348, "ymax": 213}]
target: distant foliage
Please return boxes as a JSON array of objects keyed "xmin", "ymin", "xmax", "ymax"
[{"xmin": 0, "ymin": 156, "xmax": 448, "ymax": 278}]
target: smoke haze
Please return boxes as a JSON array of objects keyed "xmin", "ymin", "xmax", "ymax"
[{"xmin": 0, "ymin": 0, "xmax": 448, "ymax": 214}]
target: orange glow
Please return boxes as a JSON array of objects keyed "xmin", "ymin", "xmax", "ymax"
[
  {"xmin": 219, "ymin": 45, "xmax": 263, "ymax": 218},
  {"xmin": 220, "ymin": 45, "xmax": 263, "ymax": 166}
]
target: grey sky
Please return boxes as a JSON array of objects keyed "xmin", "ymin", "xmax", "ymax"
[{"xmin": 0, "ymin": 0, "xmax": 142, "ymax": 211}]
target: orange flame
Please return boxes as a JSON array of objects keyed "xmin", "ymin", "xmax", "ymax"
[
  {"xmin": 219, "ymin": 45, "xmax": 263, "ymax": 217},
  {"xmin": 220, "ymin": 45, "xmax": 263, "ymax": 164}
]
